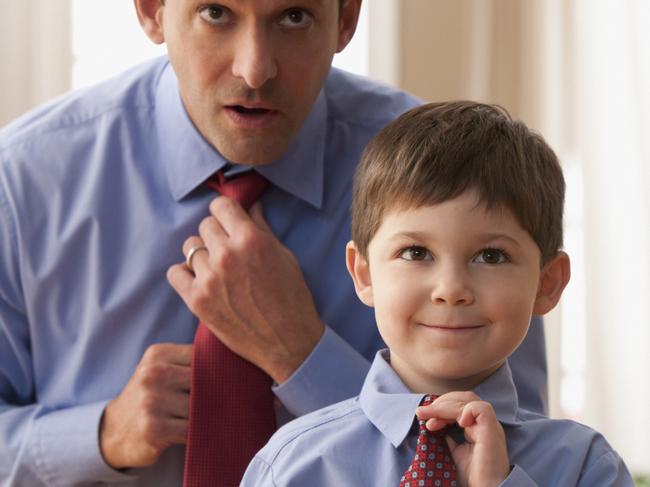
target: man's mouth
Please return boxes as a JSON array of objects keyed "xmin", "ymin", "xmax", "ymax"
[
  {"xmin": 224, "ymin": 104, "xmax": 280, "ymax": 129},
  {"xmin": 229, "ymin": 105, "xmax": 274, "ymax": 115}
]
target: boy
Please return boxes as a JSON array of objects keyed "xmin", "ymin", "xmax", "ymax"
[{"xmin": 240, "ymin": 102, "xmax": 632, "ymax": 486}]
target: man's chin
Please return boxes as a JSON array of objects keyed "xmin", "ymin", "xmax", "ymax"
[
  {"xmin": 213, "ymin": 134, "xmax": 289, "ymax": 166},
  {"xmin": 217, "ymin": 142, "xmax": 289, "ymax": 166}
]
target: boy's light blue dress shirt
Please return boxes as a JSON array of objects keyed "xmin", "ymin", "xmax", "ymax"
[
  {"xmin": 0, "ymin": 56, "xmax": 545, "ymax": 485},
  {"xmin": 242, "ymin": 350, "xmax": 633, "ymax": 487}
]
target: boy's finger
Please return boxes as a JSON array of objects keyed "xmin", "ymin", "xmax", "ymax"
[
  {"xmin": 424, "ymin": 417, "xmax": 452, "ymax": 431},
  {"xmin": 445, "ymin": 434, "xmax": 458, "ymax": 453}
]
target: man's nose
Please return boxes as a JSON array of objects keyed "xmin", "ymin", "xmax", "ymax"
[
  {"xmin": 231, "ymin": 28, "xmax": 278, "ymax": 89},
  {"xmin": 429, "ymin": 266, "xmax": 474, "ymax": 306}
]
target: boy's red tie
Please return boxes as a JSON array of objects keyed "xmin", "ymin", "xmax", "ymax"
[
  {"xmin": 183, "ymin": 169, "xmax": 276, "ymax": 487},
  {"xmin": 399, "ymin": 395, "xmax": 457, "ymax": 487}
]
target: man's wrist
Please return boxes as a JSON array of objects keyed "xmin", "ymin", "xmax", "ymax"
[{"xmin": 268, "ymin": 320, "xmax": 325, "ymax": 384}]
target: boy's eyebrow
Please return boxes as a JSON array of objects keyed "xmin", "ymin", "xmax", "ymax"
[
  {"xmin": 388, "ymin": 231, "xmax": 430, "ymax": 241},
  {"xmin": 388, "ymin": 231, "xmax": 523, "ymax": 248},
  {"xmin": 476, "ymin": 233, "xmax": 523, "ymax": 248}
]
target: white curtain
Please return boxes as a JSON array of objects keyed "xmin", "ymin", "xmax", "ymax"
[
  {"xmin": 574, "ymin": 0, "xmax": 650, "ymax": 474},
  {"xmin": 0, "ymin": 0, "xmax": 71, "ymax": 126}
]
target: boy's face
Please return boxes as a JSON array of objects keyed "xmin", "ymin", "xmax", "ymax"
[{"xmin": 347, "ymin": 191, "xmax": 569, "ymax": 394}]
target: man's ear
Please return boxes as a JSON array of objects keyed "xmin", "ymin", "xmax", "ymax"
[
  {"xmin": 133, "ymin": 0, "xmax": 166, "ymax": 44},
  {"xmin": 336, "ymin": 0, "xmax": 362, "ymax": 53},
  {"xmin": 533, "ymin": 251, "xmax": 571, "ymax": 315},
  {"xmin": 345, "ymin": 240, "xmax": 374, "ymax": 307}
]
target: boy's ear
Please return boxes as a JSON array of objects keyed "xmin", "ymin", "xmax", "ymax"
[
  {"xmin": 533, "ymin": 251, "xmax": 571, "ymax": 315},
  {"xmin": 345, "ymin": 241, "xmax": 374, "ymax": 307},
  {"xmin": 134, "ymin": 0, "xmax": 166, "ymax": 45}
]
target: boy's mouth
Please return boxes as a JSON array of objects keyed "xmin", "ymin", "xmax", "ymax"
[{"xmin": 420, "ymin": 323, "xmax": 485, "ymax": 331}]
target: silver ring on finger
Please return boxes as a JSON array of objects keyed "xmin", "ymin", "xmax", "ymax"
[{"xmin": 185, "ymin": 245, "xmax": 208, "ymax": 274}]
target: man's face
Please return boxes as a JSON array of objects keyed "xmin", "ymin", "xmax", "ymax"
[
  {"xmin": 156, "ymin": 0, "xmax": 358, "ymax": 164},
  {"xmin": 349, "ymin": 192, "xmax": 549, "ymax": 394}
]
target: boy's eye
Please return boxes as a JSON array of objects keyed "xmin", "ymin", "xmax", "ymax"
[
  {"xmin": 399, "ymin": 246, "xmax": 432, "ymax": 261},
  {"xmin": 474, "ymin": 248, "xmax": 509, "ymax": 264}
]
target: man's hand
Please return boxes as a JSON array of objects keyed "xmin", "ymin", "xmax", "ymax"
[
  {"xmin": 416, "ymin": 391, "xmax": 510, "ymax": 487},
  {"xmin": 167, "ymin": 197, "xmax": 325, "ymax": 384},
  {"xmin": 99, "ymin": 343, "xmax": 192, "ymax": 469}
]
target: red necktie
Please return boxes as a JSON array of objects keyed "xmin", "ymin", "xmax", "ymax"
[
  {"xmin": 399, "ymin": 395, "xmax": 457, "ymax": 487},
  {"xmin": 183, "ymin": 170, "xmax": 276, "ymax": 487}
]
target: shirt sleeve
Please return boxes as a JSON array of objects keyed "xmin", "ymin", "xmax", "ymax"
[
  {"xmin": 272, "ymin": 325, "xmax": 371, "ymax": 417},
  {"xmin": 0, "ymin": 402, "xmax": 137, "ymax": 486},
  {"xmin": 0, "ymin": 175, "xmax": 133, "ymax": 486},
  {"xmin": 578, "ymin": 450, "xmax": 635, "ymax": 487}
]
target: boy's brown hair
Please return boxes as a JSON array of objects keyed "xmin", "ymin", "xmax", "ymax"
[{"xmin": 351, "ymin": 101, "xmax": 565, "ymax": 264}]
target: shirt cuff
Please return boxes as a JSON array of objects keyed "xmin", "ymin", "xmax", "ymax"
[
  {"xmin": 500, "ymin": 464, "xmax": 537, "ymax": 486},
  {"xmin": 29, "ymin": 401, "xmax": 136, "ymax": 486},
  {"xmin": 273, "ymin": 325, "xmax": 370, "ymax": 417}
]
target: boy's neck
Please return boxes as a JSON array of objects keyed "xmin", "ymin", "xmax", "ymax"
[{"xmin": 389, "ymin": 350, "xmax": 506, "ymax": 394}]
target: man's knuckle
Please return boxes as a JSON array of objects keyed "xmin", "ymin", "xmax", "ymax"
[
  {"xmin": 211, "ymin": 247, "xmax": 233, "ymax": 272},
  {"xmin": 139, "ymin": 416, "xmax": 160, "ymax": 443},
  {"xmin": 138, "ymin": 361, "xmax": 168, "ymax": 387},
  {"xmin": 198, "ymin": 216, "xmax": 214, "ymax": 235},
  {"xmin": 143, "ymin": 343, "xmax": 166, "ymax": 363},
  {"xmin": 140, "ymin": 394, "xmax": 159, "ymax": 415}
]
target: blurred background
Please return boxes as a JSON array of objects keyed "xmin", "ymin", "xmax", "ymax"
[{"xmin": 1, "ymin": 0, "xmax": 648, "ymax": 481}]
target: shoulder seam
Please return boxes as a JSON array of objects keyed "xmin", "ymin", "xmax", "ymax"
[
  {"xmin": 268, "ymin": 405, "xmax": 362, "ymax": 465},
  {"xmin": 0, "ymin": 103, "xmax": 156, "ymax": 156},
  {"xmin": 250, "ymin": 455, "xmax": 280, "ymax": 487}
]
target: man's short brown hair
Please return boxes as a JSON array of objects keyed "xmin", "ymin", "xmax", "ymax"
[{"xmin": 351, "ymin": 101, "xmax": 565, "ymax": 264}]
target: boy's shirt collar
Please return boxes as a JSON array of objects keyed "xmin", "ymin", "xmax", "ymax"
[
  {"xmin": 359, "ymin": 350, "xmax": 521, "ymax": 448},
  {"xmin": 155, "ymin": 60, "xmax": 326, "ymax": 208}
]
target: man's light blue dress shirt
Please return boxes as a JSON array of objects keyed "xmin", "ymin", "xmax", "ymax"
[
  {"xmin": 0, "ymin": 56, "xmax": 545, "ymax": 485},
  {"xmin": 242, "ymin": 350, "xmax": 633, "ymax": 487}
]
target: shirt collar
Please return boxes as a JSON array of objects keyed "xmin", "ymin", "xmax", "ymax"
[
  {"xmin": 359, "ymin": 350, "xmax": 521, "ymax": 448},
  {"xmin": 155, "ymin": 60, "xmax": 326, "ymax": 207}
]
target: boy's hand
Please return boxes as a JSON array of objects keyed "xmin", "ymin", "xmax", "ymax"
[{"xmin": 416, "ymin": 391, "xmax": 510, "ymax": 487}]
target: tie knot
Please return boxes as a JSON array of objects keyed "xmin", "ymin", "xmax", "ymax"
[
  {"xmin": 420, "ymin": 394, "xmax": 438, "ymax": 407},
  {"xmin": 205, "ymin": 169, "xmax": 269, "ymax": 211}
]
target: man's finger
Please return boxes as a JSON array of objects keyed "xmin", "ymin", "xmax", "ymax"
[
  {"xmin": 182, "ymin": 235, "xmax": 210, "ymax": 275},
  {"xmin": 209, "ymin": 196, "xmax": 255, "ymax": 237},
  {"xmin": 182, "ymin": 236, "xmax": 206, "ymax": 256},
  {"xmin": 161, "ymin": 417, "xmax": 189, "ymax": 445},
  {"xmin": 157, "ymin": 387, "xmax": 191, "ymax": 418},
  {"xmin": 249, "ymin": 203, "xmax": 272, "ymax": 233},
  {"xmin": 141, "ymin": 343, "xmax": 194, "ymax": 367},
  {"xmin": 167, "ymin": 263, "xmax": 195, "ymax": 299}
]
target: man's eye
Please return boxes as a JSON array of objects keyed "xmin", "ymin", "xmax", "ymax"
[
  {"xmin": 399, "ymin": 246, "xmax": 432, "ymax": 261},
  {"xmin": 199, "ymin": 5, "xmax": 231, "ymax": 25},
  {"xmin": 278, "ymin": 9, "xmax": 313, "ymax": 28},
  {"xmin": 474, "ymin": 248, "xmax": 509, "ymax": 265}
]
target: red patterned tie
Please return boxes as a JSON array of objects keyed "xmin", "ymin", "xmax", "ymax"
[
  {"xmin": 183, "ymin": 170, "xmax": 276, "ymax": 487},
  {"xmin": 399, "ymin": 395, "xmax": 457, "ymax": 487}
]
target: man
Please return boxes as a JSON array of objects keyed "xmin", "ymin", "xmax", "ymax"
[{"xmin": 0, "ymin": 0, "xmax": 547, "ymax": 485}]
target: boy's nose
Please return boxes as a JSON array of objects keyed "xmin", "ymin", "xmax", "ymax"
[
  {"xmin": 231, "ymin": 28, "xmax": 278, "ymax": 89},
  {"xmin": 429, "ymin": 267, "xmax": 474, "ymax": 306}
]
